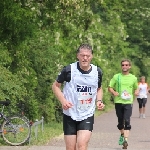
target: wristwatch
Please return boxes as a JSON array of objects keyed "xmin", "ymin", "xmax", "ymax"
[{"xmin": 97, "ymin": 100, "xmax": 103, "ymax": 103}]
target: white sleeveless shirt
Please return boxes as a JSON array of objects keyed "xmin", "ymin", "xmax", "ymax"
[
  {"xmin": 63, "ymin": 62, "xmax": 98, "ymax": 121},
  {"xmin": 137, "ymin": 82, "xmax": 148, "ymax": 98}
]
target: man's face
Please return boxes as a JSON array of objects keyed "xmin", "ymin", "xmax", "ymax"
[
  {"xmin": 77, "ymin": 48, "xmax": 93, "ymax": 68},
  {"xmin": 121, "ymin": 61, "xmax": 131, "ymax": 72}
]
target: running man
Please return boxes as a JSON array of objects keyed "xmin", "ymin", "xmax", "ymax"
[
  {"xmin": 52, "ymin": 43, "xmax": 105, "ymax": 150},
  {"xmin": 137, "ymin": 76, "xmax": 149, "ymax": 119},
  {"xmin": 108, "ymin": 59, "xmax": 139, "ymax": 149}
]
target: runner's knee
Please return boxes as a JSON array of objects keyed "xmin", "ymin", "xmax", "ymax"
[
  {"xmin": 139, "ymin": 104, "xmax": 142, "ymax": 108},
  {"xmin": 143, "ymin": 103, "xmax": 146, "ymax": 107},
  {"xmin": 117, "ymin": 124, "xmax": 124, "ymax": 130},
  {"xmin": 124, "ymin": 119, "xmax": 131, "ymax": 130},
  {"xmin": 143, "ymin": 99, "xmax": 147, "ymax": 107},
  {"xmin": 137, "ymin": 98, "xmax": 142, "ymax": 108},
  {"xmin": 117, "ymin": 118, "xmax": 124, "ymax": 130}
]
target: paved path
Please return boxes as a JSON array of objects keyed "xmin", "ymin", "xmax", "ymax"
[{"xmin": 1, "ymin": 95, "xmax": 150, "ymax": 150}]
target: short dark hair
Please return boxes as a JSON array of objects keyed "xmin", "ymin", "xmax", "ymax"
[
  {"xmin": 77, "ymin": 43, "xmax": 93, "ymax": 54},
  {"xmin": 121, "ymin": 59, "xmax": 131, "ymax": 66}
]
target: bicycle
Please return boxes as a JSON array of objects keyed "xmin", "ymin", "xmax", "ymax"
[{"xmin": 0, "ymin": 99, "xmax": 31, "ymax": 146}]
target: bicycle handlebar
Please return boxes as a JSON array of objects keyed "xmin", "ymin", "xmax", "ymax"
[{"xmin": 0, "ymin": 100, "xmax": 11, "ymax": 106}]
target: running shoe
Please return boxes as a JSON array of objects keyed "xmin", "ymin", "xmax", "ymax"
[
  {"xmin": 139, "ymin": 114, "xmax": 142, "ymax": 118},
  {"xmin": 118, "ymin": 134, "xmax": 124, "ymax": 145},
  {"xmin": 143, "ymin": 114, "xmax": 146, "ymax": 119},
  {"xmin": 122, "ymin": 140, "xmax": 128, "ymax": 149}
]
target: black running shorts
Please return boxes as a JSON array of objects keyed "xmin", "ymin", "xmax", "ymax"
[
  {"xmin": 137, "ymin": 98, "xmax": 147, "ymax": 108},
  {"xmin": 115, "ymin": 103, "xmax": 133, "ymax": 120},
  {"xmin": 63, "ymin": 114, "xmax": 94, "ymax": 135}
]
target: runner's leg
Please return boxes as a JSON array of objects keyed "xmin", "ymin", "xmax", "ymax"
[
  {"xmin": 63, "ymin": 114, "xmax": 77, "ymax": 150},
  {"xmin": 115, "ymin": 104, "xmax": 124, "ymax": 134},
  {"xmin": 77, "ymin": 130, "xmax": 92, "ymax": 150},
  {"xmin": 142, "ymin": 98, "xmax": 147, "ymax": 118},
  {"xmin": 76, "ymin": 115, "xmax": 94, "ymax": 150},
  {"xmin": 64, "ymin": 135, "xmax": 77, "ymax": 150},
  {"xmin": 121, "ymin": 104, "xmax": 132, "ymax": 149},
  {"xmin": 124, "ymin": 104, "xmax": 132, "ymax": 138},
  {"xmin": 115, "ymin": 104, "xmax": 125, "ymax": 145},
  {"xmin": 137, "ymin": 98, "xmax": 142, "ymax": 117}
]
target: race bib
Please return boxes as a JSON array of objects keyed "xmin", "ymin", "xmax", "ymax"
[
  {"xmin": 121, "ymin": 90, "xmax": 131, "ymax": 100},
  {"xmin": 77, "ymin": 95, "xmax": 92, "ymax": 111},
  {"xmin": 76, "ymin": 85, "xmax": 94, "ymax": 112}
]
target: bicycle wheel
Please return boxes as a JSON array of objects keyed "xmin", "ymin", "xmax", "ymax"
[{"xmin": 1, "ymin": 116, "xmax": 31, "ymax": 146}]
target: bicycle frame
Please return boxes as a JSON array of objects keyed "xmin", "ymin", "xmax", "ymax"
[
  {"xmin": 0, "ymin": 105, "xmax": 20, "ymax": 134},
  {"xmin": 0, "ymin": 100, "xmax": 31, "ymax": 146}
]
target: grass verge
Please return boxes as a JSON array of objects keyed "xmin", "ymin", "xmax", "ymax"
[
  {"xmin": 95, "ymin": 102, "xmax": 115, "ymax": 116},
  {"xmin": 29, "ymin": 122, "xmax": 63, "ymax": 145}
]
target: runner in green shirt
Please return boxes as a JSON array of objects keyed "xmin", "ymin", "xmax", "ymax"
[{"xmin": 108, "ymin": 59, "xmax": 139, "ymax": 149}]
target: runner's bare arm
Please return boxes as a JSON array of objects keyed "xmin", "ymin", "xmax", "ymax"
[
  {"xmin": 134, "ymin": 88, "xmax": 139, "ymax": 96},
  {"xmin": 147, "ymin": 83, "xmax": 150, "ymax": 93},
  {"xmin": 52, "ymin": 81, "xmax": 65, "ymax": 103},
  {"xmin": 97, "ymin": 87, "xmax": 103, "ymax": 100},
  {"xmin": 108, "ymin": 87, "xmax": 119, "ymax": 96},
  {"xmin": 96, "ymin": 87, "xmax": 105, "ymax": 110},
  {"xmin": 52, "ymin": 81, "xmax": 73, "ymax": 110}
]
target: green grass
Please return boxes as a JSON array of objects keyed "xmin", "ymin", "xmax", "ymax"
[
  {"xmin": 29, "ymin": 122, "xmax": 63, "ymax": 145},
  {"xmin": 95, "ymin": 102, "xmax": 115, "ymax": 116},
  {"xmin": 0, "ymin": 137, "xmax": 7, "ymax": 146}
]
